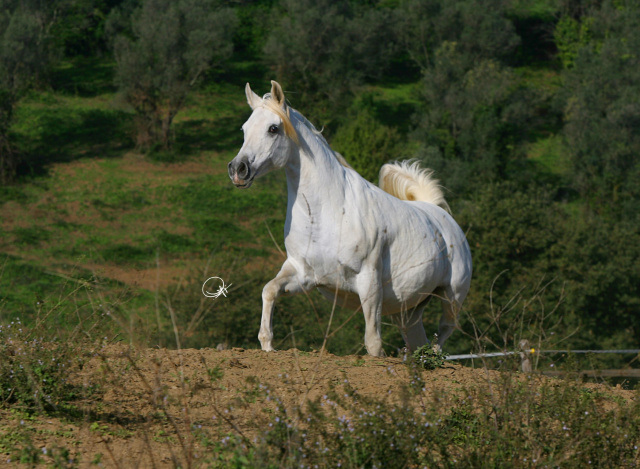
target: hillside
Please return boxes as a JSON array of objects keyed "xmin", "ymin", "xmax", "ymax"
[
  {"xmin": 1, "ymin": 2, "xmax": 640, "ymax": 465},
  {"xmin": 1, "ymin": 0, "xmax": 639, "ymax": 358},
  {"xmin": 0, "ymin": 345, "xmax": 637, "ymax": 467}
]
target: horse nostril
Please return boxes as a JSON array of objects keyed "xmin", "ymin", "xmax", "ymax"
[
  {"xmin": 228, "ymin": 162, "xmax": 234, "ymax": 178},
  {"xmin": 237, "ymin": 162, "xmax": 249, "ymax": 179}
]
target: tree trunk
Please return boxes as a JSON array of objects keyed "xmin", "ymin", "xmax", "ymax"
[
  {"xmin": 0, "ymin": 135, "xmax": 17, "ymax": 185},
  {"xmin": 0, "ymin": 97, "xmax": 16, "ymax": 184},
  {"xmin": 161, "ymin": 113, "xmax": 174, "ymax": 151}
]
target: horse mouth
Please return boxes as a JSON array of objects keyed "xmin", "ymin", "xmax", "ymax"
[{"xmin": 233, "ymin": 178, "xmax": 253, "ymax": 189}]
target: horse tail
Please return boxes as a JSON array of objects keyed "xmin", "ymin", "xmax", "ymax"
[{"xmin": 378, "ymin": 160, "xmax": 450, "ymax": 212}]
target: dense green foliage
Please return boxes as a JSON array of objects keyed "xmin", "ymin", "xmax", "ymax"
[
  {"xmin": 0, "ymin": 0, "xmax": 57, "ymax": 183},
  {"xmin": 331, "ymin": 103, "xmax": 401, "ymax": 183},
  {"xmin": 108, "ymin": 0, "xmax": 237, "ymax": 151},
  {"xmin": 2, "ymin": 2, "xmax": 639, "ymax": 466},
  {"xmin": 562, "ymin": 2, "xmax": 640, "ymax": 218},
  {"xmin": 1, "ymin": 0, "xmax": 639, "ymax": 361},
  {"xmin": 264, "ymin": 0, "xmax": 396, "ymax": 124}
]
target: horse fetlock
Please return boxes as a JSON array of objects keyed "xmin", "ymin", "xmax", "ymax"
[
  {"xmin": 364, "ymin": 335, "xmax": 384, "ymax": 357},
  {"xmin": 258, "ymin": 331, "xmax": 274, "ymax": 351}
]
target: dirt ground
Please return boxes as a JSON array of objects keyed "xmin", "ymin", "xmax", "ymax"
[{"xmin": 1, "ymin": 345, "xmax": 636, "ymax": 468}]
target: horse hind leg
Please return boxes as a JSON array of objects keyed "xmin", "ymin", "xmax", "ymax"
[
  {"xmin": 406, "ymin": 304, "xmax": 429, "ymax": 351},
  {"xmin": 436, "ymin": 285, "xmax": 465, "ymax": 351},
  {"xmin": 391, "ymin": 300, "xmax": 430, "ymax": 353}
]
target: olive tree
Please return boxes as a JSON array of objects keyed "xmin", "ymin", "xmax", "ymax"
[
  {"xmin": 264, "ymin": 0, "xmax": 396, "ymax": 124},
  {"xmin": 110, "ymin": 0, "xmax": 236, "ymax": 151},
  {"xmin": 561, "ymin": 1, "xmax": 640, "ymax": 217},
  {"xmin": 395, "ymin": 0, "xmax": 520, "ymax": 72},
  {"xmin": 0, "ymin": 0, "xmax": 56, "ymax": 183}
]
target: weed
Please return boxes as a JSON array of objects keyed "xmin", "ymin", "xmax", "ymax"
[
  {"xmin": 412, "ymin": 344, "xmax": 448, "ymax": 370},
  {"xmin": 91, "ymin": 453, "xmax": 103, "ymax": 465},
  {"xmin": 0, "ymin": 318, "xmax": 84, "ymax": 411},
  {"xmin": 207, "ymin": 364, "xmax": 225, "ymax": 383},
  {"xmin": 202, "ymin": 373, "xmax": 640, "ymax": 468}
]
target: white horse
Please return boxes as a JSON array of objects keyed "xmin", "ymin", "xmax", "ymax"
[{"xmin": 228, "ymin": 81, "xmax": 472, "ymax": 357}]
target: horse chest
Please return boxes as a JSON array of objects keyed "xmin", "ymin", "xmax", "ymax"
[{"xmin": 284, "ymin": 206, "xmax": 371, "ymax": 288}]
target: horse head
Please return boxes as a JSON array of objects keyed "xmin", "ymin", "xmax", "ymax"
[{"xmin": 228, "ymin": 81, "xmax": 298, "ymax": 188}]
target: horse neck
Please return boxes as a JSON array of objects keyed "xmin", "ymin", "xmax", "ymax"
[{"xmin": 284, "ymin": 117, "xmax": 346, "ymax": 205}]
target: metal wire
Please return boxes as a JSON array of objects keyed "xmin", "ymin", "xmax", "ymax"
[{"xmin": 446, "ymin": 349, "xmax": 640, "ymax": 361}]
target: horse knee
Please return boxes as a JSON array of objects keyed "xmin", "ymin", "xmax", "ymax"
[{"xmin": 262, "ymin": 282, "xmax": 278, "ymax": 303}]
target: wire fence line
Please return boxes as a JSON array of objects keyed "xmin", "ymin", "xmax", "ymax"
[
  {"xmin": 445, "ymin": 348, "xmax": 640, "ymax": 375},
  {"xmin": 446, "ymin": 349, "xmax": 640, "ymax": 361}
]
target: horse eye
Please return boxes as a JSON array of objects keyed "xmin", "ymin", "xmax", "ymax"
[{"xmin": 268, "ymin": 125, "xmax": 278, "ymax": 134}]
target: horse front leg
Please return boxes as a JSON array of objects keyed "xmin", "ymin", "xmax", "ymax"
[
  {"xmin": 259, "ymin": 259, "xmax": 307, "ymax": 352},
  {"xmin": 357, "ymin": 268, "xmax": 384, "ymax": 357}
]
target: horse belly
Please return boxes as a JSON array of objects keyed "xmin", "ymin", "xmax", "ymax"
[
  {"xmin": 317, "ymin": 287, "xmax": 434, "ymax": 315},
  {"xmin": 317, "ymin": 287, "xmax": 362, "ymax": 310},
  {"xmin": 316, "ymin": 267, "xmax": 442, "ymax": 315},
  {"xmin": 379, "ymin": 240, "xmax": 449, "ymax": 315}
]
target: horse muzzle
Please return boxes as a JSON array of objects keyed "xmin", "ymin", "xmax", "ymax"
[{"xmin": 228, "ymin": 158, "xmax": 254, "ymax": 188}]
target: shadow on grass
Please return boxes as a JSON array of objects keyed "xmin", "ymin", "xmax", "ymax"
[
  {"xmin": 14, "ymin": 107, "xmax": 134, "ymax": 177},
  {"xmin": 214, "ymin": 56, "xmax": 269, "ymax": 89},
  {"xmin": 51, "ymin": 57, "xmax": 117, "ymax": 97},
  {"xmin": 372, "ymin": 100, "xmax": 418, "ymax": 135},
  {"xmin": 174, "ymin": 115, "xmax": 245, "ymax": 156}
]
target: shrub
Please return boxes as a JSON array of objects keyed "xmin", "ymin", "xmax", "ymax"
[
  {"xmin": 331, "ymin": 107, "xmax": 401, "ymax": 183},
  {"xmin": 203, "ymin": 372, "xmax": 640, "ymax": 468},
  {"xmin": 0, "ymin": 317, "xmax": 91, "ymax": 412},
  {"xmin": 412, "ymin": 344, "xmax": 448, "ymax": 370}
]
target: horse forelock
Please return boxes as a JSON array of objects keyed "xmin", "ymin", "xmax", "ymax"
[{"xmin": 261, "ymin": 97, "xmax": 300, "ymax": 145}]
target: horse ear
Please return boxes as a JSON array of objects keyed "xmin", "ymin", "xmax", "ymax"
[
  {"xmin": 245, "ymin": 83, "xmax": 262, "ymax": 110},
  {"xmin": 270, "ymin": 80, "xmax": 286, "ymax": 107}
]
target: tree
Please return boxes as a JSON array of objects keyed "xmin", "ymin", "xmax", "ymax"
[
  {"xmin": 51, "ymin": 0, "xmax": 129, "ymax": 57},
  {"xmin": 0, "ymin": 0, "xmax": 56, "ymax": 184},
  {"xmin": 455, "ymin": 182, "xmax": 561, "ymax": 320},
  {"xmin": 561, "ymin": 1, "xmax": 640, "ymax": 217},
  {"xmin": 264, "ymin": 0, "xmax": 396, "ymax": 124},
  {"xmin": 550, "ymin": 215, "xmax": 640, "ymax": 348},
  {"xmin": 415, "ymin": 47, "xmax": 534, "ymax": 197},
  {"xmin": 395, "ymin": 0, "xmax": 520, "ymax": 72},
  {"xmin": 109, "ymin": 0, "xmax": 236, "ymax": 151},
  {"xmin": 394, "ymin": 0, "xmax": 530, "ymax": 198},
  {"xmin": 330, "ymin": 104, "xmax": 401, "ymax": 183}
]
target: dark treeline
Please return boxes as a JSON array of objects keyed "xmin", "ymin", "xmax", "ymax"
[{"xmin": 1, "ymin": 0, "xmax": 638, "ymax": 354}]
